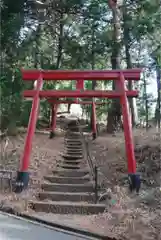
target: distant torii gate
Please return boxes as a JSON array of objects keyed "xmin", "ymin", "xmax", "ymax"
[
  {"xmin": 15, "ymin": 69, "xmax": 141, "ymax": 193},
  {"xmin": 48, "ymin": 99, "xmax": 106, "ymax": 139}
]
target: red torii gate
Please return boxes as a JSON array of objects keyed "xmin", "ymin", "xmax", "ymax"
[
  {"xmin": 48, "ymin": 99, "xmax": 106, "ymax": 139},
  {"xmin": 15, "ymin": 68, "xmax": 141, "ymax": 193}
]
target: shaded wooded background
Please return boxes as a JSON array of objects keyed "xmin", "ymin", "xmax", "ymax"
[{"xmin": 0, "ymin": 0, "xmax": 160, "ymax": 133}]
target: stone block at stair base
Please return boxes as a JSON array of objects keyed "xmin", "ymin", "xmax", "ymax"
[{"xmin": 29, "ymin": 201, "xmax": 106, "ymax": 215}]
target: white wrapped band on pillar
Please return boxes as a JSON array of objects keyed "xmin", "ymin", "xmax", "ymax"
[{"xmin": 34, "ymin": 78, "xmax": 43, "ymax": 90}]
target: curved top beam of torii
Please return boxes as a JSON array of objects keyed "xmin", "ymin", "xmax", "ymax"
[{"xmin": 22, "ymin": 69, "xmax": 141, "ymax": 81}]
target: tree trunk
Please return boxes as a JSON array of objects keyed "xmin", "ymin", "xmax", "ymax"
[
  {"xmin": 122, "ymin": 2, "xmax": 138, "ymax": 126},
  {"xmin": 106, "ymin": 0, "xmax": 122, "ymax": 133},
  {"xmin": 90, "ymin": 24, "xmax": 97, "ymax": 129},
  {"xmin": 68, "ymin": 104, "xmax": 71, "ymax": 113},
  {"xmin": 143, "ymin": 72, "xmax": 149, "ymax": 130},
  {"xmin": 155, "ymin": 65, "xmax": 161, "ymax": 129},
  {"xmin": 56, "ymin": 13, "xmax": 64, "ymax": 69},
  {"xmin": 34, "ymin": 25, "xmax": 41, "ymax": 68}
]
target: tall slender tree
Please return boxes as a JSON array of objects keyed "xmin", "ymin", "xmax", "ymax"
[{"xmin": 106, "ymin": 0, "xmax": 122, "ymax": 133}]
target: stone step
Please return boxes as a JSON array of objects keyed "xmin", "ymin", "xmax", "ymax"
[
  {"xmin": 65, "ymin": 136, "xmax": 82, "ymax": 142},
  {"xmin": 66, "ymin": 151, "xmax": 83, "ymax": 156},
  {"xmin": 41, "ymin": 183, "xmax": 94, "ymax": 192},
  {"xmin": 66, "ymin": 146, "xmax": 83, "ymax": 150},
  {"xmin": 67, "ymin": 134, "xmax": 81, "ymax": 138},
  {"xmin": 66, "ymin": 138, "xmax": 82, "ymax": 141},
  {"xmin": 57, "ymin": 164, "xmax": 81, "ymax": 170},
  {"xmin": 66, "ymin": 137, "xmax": 82, "ymax": 141},
  {"xmin": 67, "ymin": 131, "xmax": 80, "ymax": 133},
  {"xmin": 65, "ymin": 135, "xmax": 81, "ymax": 139},
  {"xmin": 53, "ymin": 169, "xmax": 89, "ymax": 177},
  {"xmin": 66, "ymin": 150, "xmax": 83, "ymax": 155},
  {"xmin": 65, "ymin": 142, "xmax": 82, "ymax": 146},
  {"xmin": 29, "ymin": 201, "xmax": 106, "ymax": 215},
  {"xmin": 65, "ymin": 138, "xmax": 82, "ymax": 142},
  {"xmin": 39, "ymin": 191, "xmax": 96, "ymax": 202},
  {"xmin": 44, "ymin": 176, "xmax": 91, "ymax": 184},
  {"xmin": 66, "ymin": 147, "xmax": 82, "ymax": 151},
  {"xmin": 66, "ymin": 144, "xmax": 82, "ymax": 148},
  {"xmin": 62, "ymin": 154, "xmax": 83, "ymax": 160},
  {"xmin": 63, "ymin": 160, "xmax": 82, "ymax": 165},
  {"xmin": 67, "ymin": 149, "xmax": 83, "ymax": 152}
]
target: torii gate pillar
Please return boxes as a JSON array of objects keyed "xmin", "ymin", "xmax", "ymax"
[
  {"xmin": 15, "ymin": 75, "xmax": 43, "ymax": 192},
  {"xmin": 49, "ymin": 104, "xmax": 58, "ymax": 139}
]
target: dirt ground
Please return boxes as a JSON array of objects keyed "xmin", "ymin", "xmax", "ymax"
[
  {"xmin": 0, "ymin": 132, "xmax": 64, "ymax": 212},
  {"xmin": 0, "ymin": 128, "xmax": 160, "ymax": 240},
  {"xmin": 88, "ymin": 128, "xmax": 161, "ymax": 240}
]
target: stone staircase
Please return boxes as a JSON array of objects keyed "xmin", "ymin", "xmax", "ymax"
[{"xmin": 29, "ymin": 130, "xmax": 106, "ymax": 215}]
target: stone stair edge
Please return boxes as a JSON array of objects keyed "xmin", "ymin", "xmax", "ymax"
[
  {"xmin": 29, "ymin": 200, "xmax": 106, "ymax": 207},
  {"xmin": 42, "ymin": 182, "xmax": 93, "ymax": 187},
  {"xmin": 56, "ymin": 164, "xmax": 84, "ymax": 168},
  {"xmin": 39, "ymin": 191, "xmax": 95, "ymax": 196},
  {"xmin": 53, "ymin": 168, "xmax": 89, "ymax": 172},
  {"xmin": 44, "ymin": 175, "xmax": 90, "ymax": 179}
]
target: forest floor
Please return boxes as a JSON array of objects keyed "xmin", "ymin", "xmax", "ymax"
[
  {"xmin": 0, "ymin": 132, "xmax": 64, "ymax": 212},
  {"xmin": 0, "ymin": 128, "xmax": 160, "ymax": 240},
  {"xmin": 89, "ymin": 128, "xmax": 160, "ymax": 240}
]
